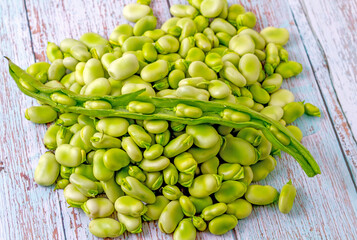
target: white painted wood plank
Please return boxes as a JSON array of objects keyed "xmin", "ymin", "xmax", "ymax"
[
  {"xmin": 293, "ymin": 0, "xmax": 357, "ymax": 183},
  {"xmin": 299, "ymin": 0, "xmax": 357, "ymax": 139},
  {"xmin": 0, "ymin": 0, "xmax": 66, "ymax": 240}
]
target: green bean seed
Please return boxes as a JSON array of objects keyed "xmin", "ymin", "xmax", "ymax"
[
  {"xmin": 55, "ymin": 144, "xmax": 85, "ymax": 167},
  {"xmin": 89, "ymin": 218, "xmax": 125, "ymax": 238},
  {"xmin": 164, "ymin": 133, "xmax": 194, "ymax": 158},
  {"xmin": 101, "ymin": 176, "xmax": 124, "ymax": 203},
  {"xmin": 96, "ymin": 117, "xmax": 129, "ymax": 137},
  {"xmin": 143, "ymin": 195, "xmax": 170, "ymax": 221},
  {"xmin": 218, "ymin": 163, "xmax": 244, "ymax": 181},
  {"xmin": 115, "ymin": 195, "xmax": 147, "ymax": 217},
  {"xmin": 158, "ymin": 201, "xmax": 185, "ymax": 234},
  {"xmin": 283, "ymin": 102, "xmax": 305, "ymax": 124},
  {"xmin": 208, "ymin": 214, "xmax": 238, "ymax": 235},
  {"xmin": 260, "ymin": 27, "xmax": 290, "ymax": 46},
  {"xmin": 275, "ymin": 61, "xmax": 303, "ymax": 79},
  {"xmin": 133, "ymin": 15, "xmax": 157, "ymax": 36},
  {"xmin": 226, "ymin": 199, "xmax": 252, "ymax": 219},
  {"xmin": 245, "ymin": 184, "xmax": 279, "ymax": 205},
  {"xmin": 185, "ymin": 124, "xmax": 220, "ymax": 149},
  {"xmin": 278, "ymin": 180, "xmax": 297, "ymax": 214},
  {"xmin": 117, "ymin": 213, "xmax": 142, "ymax": 233},
  {"xmin": 194, "ymin": 15, "xmax": 209, "ymax": 33},
  {"xmin": 236, "ymin": 11, "xmax": 256, "ymax": 28},
  {"xmin": 108, "ymin": 54, "xmax": 139, "ymax": 81},
  {"xmin": 25, "ymin": 105, "xmax": 57, "ymax": 124},
  {"xmin": 287, "ymin": 125, "xmax": 303, "ymax": 142},
  {"xmin": 220, "ymin": 135, "xmax": 258, "ymax": 165},
  {"xmin": 69, "ymin": 173, "xmax": 99, "ymax": 197},
  {"xmin": 188, "ymin": 174, "xmax": 222, "ymax": 198},
  {"xmin": 81, "ymin": 198, "xmax": 114, "ymax": 218},
  {"xmin": 123, "ymin": 3, "xmax": 152, "ymax": 23},
  {"xmin": 34, "ymin": 152, "xmax": 60, "ymax": 186},
  {"xmin": 121, "ymin": 176, "xmax": 156, "ymax": 204},
  {"xmin": 46, "ymin": 42, "xmax": 63, "ymax": 62},
  {"xmin": 251, "ymin": 155, "xmax": 277, "ymax": 181},
  {"xmin": 214, "ymin": 180, "xmax": 247, "ymax": 203},
  {"xmin": 103, "ymin": 148, "xmax": 130, "ymax": 171},
  {"xmin": 162, "ymin": 185, "xmax": 183, "ymax": 201},
  {"xmin": 305, "ymin": 103, "xmax": 321, "ymax": 117},
  {"xmin": 93, "ymin": 150, "xmax": 114, "ymax": 181},
  {"xmin": 200, "ymin": 0, "xmax": 225, "ymax": 18},
  {"xmin": 170, "ymin": 4, "xmax": 198, "ymax": 18},
  {"xmin": 269, "ymin": 89, "xmax": 295, "ymax": 107}
]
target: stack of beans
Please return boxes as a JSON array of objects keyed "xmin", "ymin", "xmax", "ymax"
[{"xmin": 10, "ymin": 0, "xmax": 321, "ymax": 238}]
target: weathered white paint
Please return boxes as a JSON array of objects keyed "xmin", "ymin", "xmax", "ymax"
[{"xmin": 0, "ymin": 0, "xmax": 356, "ymax": 239}]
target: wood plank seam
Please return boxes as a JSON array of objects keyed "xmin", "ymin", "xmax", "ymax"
[
  {"xmin": 290, "ymin": 0, "xmax": 357, "ymax": 191},
  {"xmin": 55, "ymin": 190, "xmax": 68, "ymax": 240},
  {"xmin": 23, "ymin": 0, "xmax": 36, "ymax": 63},
  {"xmin": 299, "ymin": 0, "xmax": 357, "ymax": 146},
  {"xmin": 23, "ymin": 0, "xmax": 70, "ymax": 238}
]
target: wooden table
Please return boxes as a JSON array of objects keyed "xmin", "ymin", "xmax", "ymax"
[{"xmin": 0, "ymin": 0, "xmax": 356, "ymax": 239}]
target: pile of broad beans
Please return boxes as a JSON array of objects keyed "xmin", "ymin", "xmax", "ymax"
[{"xmin": 15, "ymin": 0, "xmax": 322, "ymax": 238}]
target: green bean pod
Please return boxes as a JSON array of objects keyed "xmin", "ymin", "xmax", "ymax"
[{"xmin": 8, "ymin": 59, "xmax": 321, "ymax": 177}]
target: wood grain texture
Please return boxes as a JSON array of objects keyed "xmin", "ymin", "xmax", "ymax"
[
  {"xmin": 298, "ymin": 0, "xmax": 357, "ymax": 139},
  {"xmin": 0, "ymin": 0, "xmax": 66, "ymax": 239},
  {"xmin": 290, "ymin": 0, "xmax": 357, "ymax": 184},
  {"xmin": 0, "ymin": 0, "xmax": 356, "ymax": 239}
]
